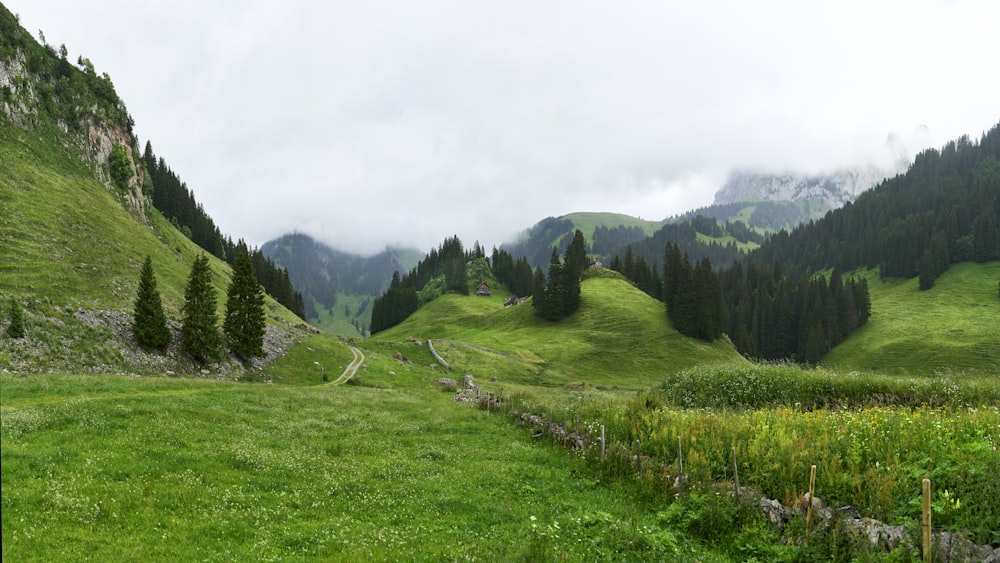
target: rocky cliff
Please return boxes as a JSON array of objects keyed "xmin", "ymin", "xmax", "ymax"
[
  {"xmin": 713, "ymin": 166, "xmax": 895, "ymax": 209},
  {"xmin": 0, "ymin": 8, "xmax": 148, "ymax": 219}
]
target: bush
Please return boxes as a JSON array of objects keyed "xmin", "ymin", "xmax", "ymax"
[
  {"xmin": 5, "ymin": 297, "xmax": 26, "ymax": 338},
  {"xmin": 108, "ymin": 143, "xmax": 133, "ymax": 191}
]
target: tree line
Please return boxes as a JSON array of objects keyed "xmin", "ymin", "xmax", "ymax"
[
  {"xmin": 132, "ymin": 252, "xmax": 266, "ymax": 365},
  {"xmin": 490, "ymin": 248, "xmax": 534, "ymax": 298},
  {"xmin": 141, "ymin": 142, "xmax": 305, "ymax": 319},
  {"xmin": 607, "ymin": 241, "xmax": 872, "ymax": 363}
]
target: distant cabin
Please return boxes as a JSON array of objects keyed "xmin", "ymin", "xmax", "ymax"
[{"xmin": 476, "ymin": 282, "xmax": 491, "ymax": 296}]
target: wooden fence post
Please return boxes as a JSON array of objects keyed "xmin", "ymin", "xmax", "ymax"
[
  {"xmin": 731, "ymin": 447, "xmax": 740, "ymax": 503},
  {"xmin": 600, "ymin": 425, "xmax": 606, "ymax": 461},
  {"xmin": 676, "ymin": 436, "xmax": 684, "ymax": 491},
  {"xmin": 923, "ymin": 478, "xmax": 932, "ymax": 563},
  {"xmin": 806, "ymin": 465, "xmax": 817, "ymax": 544}
]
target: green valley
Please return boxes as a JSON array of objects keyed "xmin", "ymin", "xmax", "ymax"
[{"xmin": 2, "ymin": 4, "xmax": 999, "ymax": 561}]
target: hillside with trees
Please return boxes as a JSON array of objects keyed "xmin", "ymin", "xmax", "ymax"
[{"xmin": 751, "ymin": 122, "xmax": 1000, "ymax": 285}]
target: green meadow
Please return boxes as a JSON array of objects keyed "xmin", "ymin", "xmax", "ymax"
[
  {"xmin": 2, "ymin": 361, "xmax": 736, "ymax": 562},
  {"xmin": 822, "ymin": 263, "xmax": 1000, "ymax": 374}
]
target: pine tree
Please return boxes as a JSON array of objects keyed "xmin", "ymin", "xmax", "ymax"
[
  {"xmin": 133, "ymin": 255, "xmax": 171, "ymax": 349},
  {"xmin": 918, "ymin": 249, "xmax": 935, "ymax": 290},
  {"xmin": 803, "ymin": 319, "xmax": 827, "ymax": 364},
  {"xmin": 531, "ymin": 267, "xmax": 547, "ymax": 316},
  {"xmin": 561, "ymin": 230, "xmax": 586, "ymax": 316},
  {"xmin": 224, "ymin": 251, "xmax": 267, "ymax": 362},
  {"xmin": 543, "ymin": 248, "xmax": 565, "ymax": 321},
  {"xmin": 5, "ymin": 297, "xmax": 25, "ymax": 339},
  {"xmin": 181, "ymin": 254, "xmax": 223, "ymax": 364},
  {"xmin": 693, "ymin": 257, "xmax": 724, "ymax": 340}
]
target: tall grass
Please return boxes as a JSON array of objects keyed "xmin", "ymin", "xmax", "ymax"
[
  {"xmin": 496, "ymin": 364, "xmax": 1000, "ymax": 546},
  {"xmin": 659, "ymin": 363, "xmax": 1000, "ymax": 409}
]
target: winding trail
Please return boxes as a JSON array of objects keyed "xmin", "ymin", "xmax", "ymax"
[{"xmin": 330, "ymin": 346, "xmax": 364, "ymax": 385}]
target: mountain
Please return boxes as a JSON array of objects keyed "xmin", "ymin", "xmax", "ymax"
[
  {"xmin": 261, "ymin": 233, "xmax": 421, "ymax": 336},
  {"xmin": 0, "ymin": 7, "xmax": 306, "ymax": 374},
  {"xmin": 821, "ymin": 262, "xmax": 1000, "ymax": 374},
  {"xmin": 663, "ymin": 166, "xmax": 900, "ymax": 233},
  {"xmin": 713, "ymin": 166, "xmax": 895, "ymax": 209}
]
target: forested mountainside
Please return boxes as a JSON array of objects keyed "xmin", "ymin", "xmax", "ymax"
[
  {"xmin": 261, "ymin": 233, "xmax": 421, "ymax": 334},
  {"xmin": 751, "ymin": 122, "xmax": 1000, "ymax": 286}
]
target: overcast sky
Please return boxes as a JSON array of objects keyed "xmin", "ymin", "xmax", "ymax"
[{"xmin": 9, "ymin": 1, "xmax": 1000, "ymax": 254}]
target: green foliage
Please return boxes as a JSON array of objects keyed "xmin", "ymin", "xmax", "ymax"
[
  {"xmin": 132, "ymin": 256, "xmax": 170, "ymax": 350},
  {"xmin": 107, "ymin": 143, "xmax": 132, "ymax": 191},
  {"xmin": 181, "ymin": 255, "xmax": 222, "ymax": 364},
  {"xmin": 659, "ymin": 364, "xmax": 1000, "ymax": 410},
  {"xmin": 223, "ymin": 252, "xmax": 266, "ymax": 362},
  {"xmin": 490, "ymin": 247, "xmax": 534, "ymax": 297},
  {"xmin": 5, "ymin": 297, "xmax": 26, "ymax": 338},
  {"xmin": 515, "ymin": 373, "xmax": 999, "ymax": 547},
  {"xmin": 663, "ymin": 243, "xmax": 725, "ymax": 341}
]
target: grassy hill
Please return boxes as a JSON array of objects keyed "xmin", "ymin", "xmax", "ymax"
[
  {"xmin": 371, "ymin": 268, "xmax": 745, "ymax": 389},
  {"xmin": 0, "ymin": 119, "xmax": 308, "ymax": 373},
  {"xmin": 561, "ymin": 211, "xmax": 664, "ymax": 241},
  {"xmin": 822, "ymin": 262, "xmax": 1000, "ymax": 374}
]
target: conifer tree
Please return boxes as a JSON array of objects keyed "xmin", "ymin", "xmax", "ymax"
[
  {"xmin": 5, "ymin": 297, "xmax": 25, "ymax": 339},
  {"xmin": 561, "ymin": 230, "xmax": 587, "ymax": 315},
  {"xmin": 133, "ymin": 255, "xmax": 171, "ymax": 349},
  {"xmin": 224, "ymin": 251, "xmax": 266, "ymax": 362},
  {"xmin": 181, "ymin": 254, "xmax": 223, "ymax": 364},
  {"xmin": 543, "ymin": 248, "xmax": 565, "ymax": 321},
  {"xmin": 531, "ymin": 267, "xmax": 547, "ymax": 316}
]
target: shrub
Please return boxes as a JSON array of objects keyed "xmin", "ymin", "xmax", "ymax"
[{"xmin": 5, "ymin": 297, "xmax": 26, "ymax": 338}]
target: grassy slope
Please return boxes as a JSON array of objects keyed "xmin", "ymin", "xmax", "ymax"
[
  {"xmin": 0, "ymin": 120, "xmax": 301, "ymax": 322},
  {"xmin": 0, "ymin": 120, "xmax": 318, "ymax": 374},
  {"xmin": 822, "ymin": 262, "xmax": 1000, "ymax": 374},
  {"xmin": 562, "ymin": 211, "xmax": 665, "ymax": 240},
  {"xmin": 371, "ymin": 269, "xmax": 746, "ymax": 389}
]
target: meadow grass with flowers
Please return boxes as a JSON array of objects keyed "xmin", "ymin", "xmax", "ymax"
[
  {"xmin": 1, "ymin": 342, "xmax": 744, "ymax": 562},
  {"xmin": 494, "ymin": 363, "xmax": 1000, "ymax": 549}
]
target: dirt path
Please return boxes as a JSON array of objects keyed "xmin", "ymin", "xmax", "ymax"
[{"xmin": 330, "ymin": 346, "xmax": 364, "ymax": 385}]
